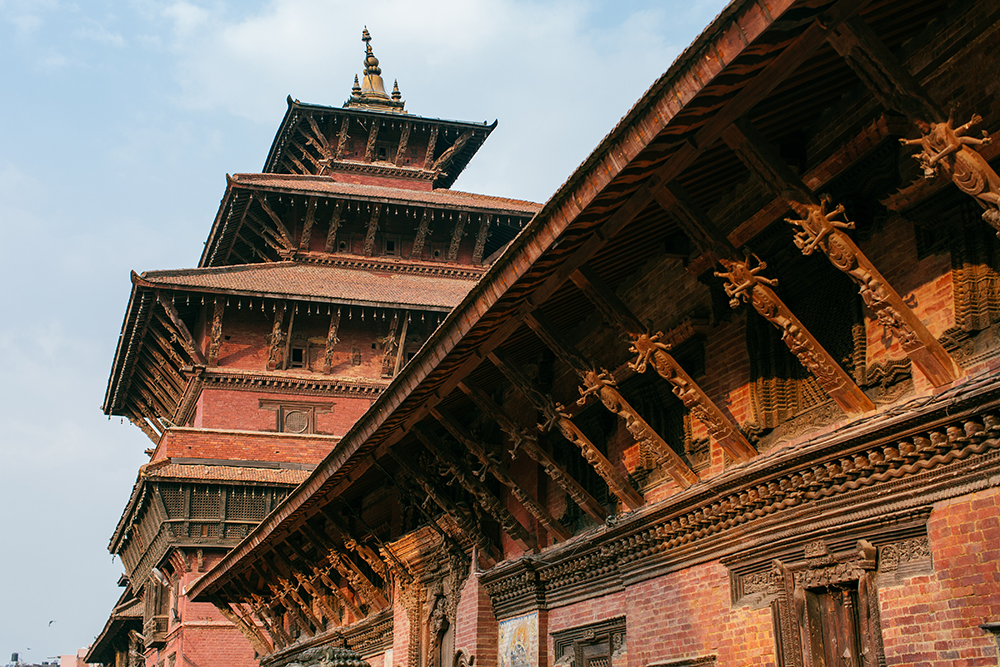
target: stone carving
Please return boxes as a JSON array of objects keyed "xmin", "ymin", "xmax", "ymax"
[
  {"xmin": 878, "ymin": 536, "xmax": 930, "ymax": 571},
  {"xmin": 901, "ymin": 114, "xmax": 1000, "ymax": 231}
]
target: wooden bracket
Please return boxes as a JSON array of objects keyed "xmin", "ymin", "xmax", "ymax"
[
  {"xmin": 447, "ymin": 212, "xmax": 469, "ymax": 262},
  {"xmin": 410, "ymin": 209, "xmax": 432, "ymax": 258},
  {"xmin": 525, "ymin": 312, "xmax": 698, "ymax": 488},
  {"xmin": 395, "ymin": 121, "xmax": 412, "ymax": 166},
  {"xmin": 571, "ymin": 266, "xmax": 756, "ymax": 463},
  {"xmin": 364, "ymin": 119, "xmax": 381, "ymax": 163},
  {"xmin": 488, "ymin": 349, "xmax": 644, "ymax": 510},
  {"xmin": 324, "ymin": 200, "xmax": 344, "ymax": 253},
  {"xmin": 432, "ymin": 129, "xmax": 474, "ymax": 174},
  {"xmin": 322, "ymin": 308, "xmax": 341, "ymax": 374},
  {"xmin": 207, "ymin": 297, "xmax": 225, "ymax": 365},
  {"xmin": 363, "ymin": 203, "xmax": 382, "ymax": 256},
  {"xmin": 156, "ymin": 292, "xmax": 207, "ymax": 366},
  {"xmin": 299, "ymin": 196, "xmax": 318, "ymax": 250},
  {"xmin": 724, "ymin": 118, "xmax": 962, "ymax": 387},
  {"xmin": 459, "ymin": 378, "xmax": 607, "ymax": 522},
  {"xmin": 472, "ymin": 214, "xmax": 492, "ymax": 264},
  {"xmin": 256, "ymin": 196, "xmax": 295, "ymax": 250}
]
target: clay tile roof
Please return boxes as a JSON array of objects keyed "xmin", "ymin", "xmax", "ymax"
[
  {"xmin": 144, "ymin": 462, "xmax": 312, "ymax": 485},
  {"xmin": 228, "ymin": 173, "xmax": 542, "ymax": 215},
  {"xmin": 138, "ymin": 261, "xmax": 474, "ymax": 311}
]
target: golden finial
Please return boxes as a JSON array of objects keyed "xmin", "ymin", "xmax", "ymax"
[
  {"xmin": 392, "ymin": 79, "xmax": 401, "ymax": 101},
  {"xmin": 351, "ymin": 74, "xmax": 361, "ymax": 97}
]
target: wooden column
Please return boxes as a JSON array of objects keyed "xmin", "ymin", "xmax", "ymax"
[
  {"xmin": 723, "ymin": 118, "xmax": 962, "ymax": 387},
  {"xmin": 488, "ymin": 349, "xmax": 644, "ymax": 510},
  {"xmin": 714, "ymin": 254, "xmax": 876, "ymax": 415},
  {"xmin": 571, "ymin": 265, "xmax": 756, "ymax": 463},
  {"xmin": 447, "ymin": 212, "xmax": 468, "ymax": 262},
  {"xmin": 472, "ymin": 214, "xmax": 492, "ymax": 264},
  {"xmin": 410, "ymin": 210, "xmax": 432, "ymax": 258},
  {"xmin": 526, "ymin": 312, "xmax": 698, "ymax": 488}
]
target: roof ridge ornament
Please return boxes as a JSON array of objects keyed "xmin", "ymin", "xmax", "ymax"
[{"xmin": 346, "ymin": 27, "xmax": 406, "ymax": 112}]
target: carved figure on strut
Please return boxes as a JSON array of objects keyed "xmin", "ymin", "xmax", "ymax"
[
  {"xmin": 785, "ymin": 195, "xmax": 855, "ymax": 256},
  {"xmin": 714, "ymin": 252, "xmax": 777, "ymax": 308}
]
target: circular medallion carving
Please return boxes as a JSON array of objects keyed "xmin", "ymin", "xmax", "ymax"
[{"xmin": 284, "ymin": 410, "xmax": 309, "ymax": 433}]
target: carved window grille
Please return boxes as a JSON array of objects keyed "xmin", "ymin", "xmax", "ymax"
[
  {"xmin": 160, "ymin": 485, "xmax": 184, "ymax": 518},
  {"xmin": 226, "ymin": 488, "xmax": 267, "ymax": 522},
  {"xmin": 552, "ymin": 617, "xmax": 626, "ymax": 667},
  {"xmin": 189, "ymin": 487, "xmax": 221, "ymax": 520}
]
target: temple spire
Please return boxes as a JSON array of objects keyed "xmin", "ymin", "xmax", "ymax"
[{"xmin": 346, "ymin": 27, "xmax": 406, "ymax": 112}]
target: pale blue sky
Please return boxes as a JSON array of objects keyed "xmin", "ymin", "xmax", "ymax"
[{"xmin": 0, "ymin": 0, "xmax": 728, "ymax": 660}]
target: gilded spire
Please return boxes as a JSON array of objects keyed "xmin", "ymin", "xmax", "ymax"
[{"xmin": 345, "ymin": 27, "xmax": 406, "ymax": 112}]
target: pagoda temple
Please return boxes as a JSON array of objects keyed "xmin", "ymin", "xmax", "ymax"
[
  {"xmin": 86, "ymin": 30, "xmax": 540, "ymax": 667},
  {"xmin": 181, "ymin": 1, "xmax": 1000, "ymax": 666}
]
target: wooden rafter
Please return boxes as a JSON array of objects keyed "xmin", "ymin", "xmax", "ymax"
[
  {"xmin": 412, "ymin": 424, "xmax": 535, "ymax": 551},
  {"xmin": 431, "ymin": 407, "xmax": 572, "ymax": 542},
  {"xmin": 722, "ymin": 117, "xmax": 961, "ymax": 387},
  {"xmin": 256, "ymin": 197, "xmax": 295, "ymax": 250},
  {"xmin": 526, "ymin": 312, "xmax": 698, "ymax": 488},
  {"xmin": 488, "ymin": 349, "xmax": 644, "ymax": 510},
  {"xmin": 571, "ymin": 265, "xmax": 757, "ymax": 462},
  {"xmin": 155, "ymin": 293, "xmax": 206, "ymax": 365},
  {"xmin": 459, "ymin": 378, "xmax": 607, "ymax": 522},
  {"xmin": 431, "ymin": 129, "xmax": 474, "ymax": 174}
]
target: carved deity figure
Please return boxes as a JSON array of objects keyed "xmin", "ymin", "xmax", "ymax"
[
  {"xmin": 901, "ymin": 114, "xmax": 1000, "ymax": 228},
  {"xmin": 577, "ymin": 367, "xmax": 618, "ymax": 405},
  {"xmin": 785, "ymin": 196, "xmax": 856, "ymax": 256},
  {"xmin": 714, "ymin": 253, "xmax": 778, "ymax": 308}
]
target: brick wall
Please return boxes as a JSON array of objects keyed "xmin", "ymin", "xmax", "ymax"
[
  {"xmin": 454, "ymin": 571, "xmax": 499, "ymax": 667},
  {"xmin": 879, "ymin": 485, "xmax": 1000, "ymax": 666},
  {"xmin": 194, "ymin": 387, "xmax": 373, "ymax": 436},
  {"xmin": 151, "ymin": 427, "xmax": 335, "ymax": 465}
]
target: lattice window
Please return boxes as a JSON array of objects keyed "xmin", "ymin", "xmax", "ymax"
[
  {"xmin": 552, "ymin": 616, "xmax": 626, "ymax": 667},
  {"xmin": 226, "ymin": 488, "xmax": 268, "ymax": 521},
  {"xmin": 189, "ymin": 487, "xmax": 221, "ymax": 520},
  {"xmin": 160, "ymin": 486, "xmax": 184, "ymax": 518}
]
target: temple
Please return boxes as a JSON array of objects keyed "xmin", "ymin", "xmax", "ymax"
[
  {"xmin": 184, "ymin": 1, "xmax": 1000, "ymax": 665},
  {"xmin": 87, "ymin": 30, "xmax": 539, "ymax": 667},
  {"xmin": 94, "ymin": 1, "xmax": 1000, "ymax": 666}
]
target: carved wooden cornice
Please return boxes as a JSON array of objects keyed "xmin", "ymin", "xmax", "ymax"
[
  {"xmin": 200, "ymin": 370, "xmax": 388, "ymax": 398},
  {"xmin": 296, "ymin": 253, "xmax": 486, "ymax": 281},
  {"xmin": 481, "ymin": 379, "xmax": 1000, "ymax": 617}
]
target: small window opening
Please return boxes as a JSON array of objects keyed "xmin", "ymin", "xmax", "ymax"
[
  {"xmin": 290, "ymin": 347, "xmax": 305, "ymax": 368},
  {"xmin": 338, "ymin": 240, "xmax": 348, "ymax": 252},
  {"xmin": 385, "ymin": 238, "xmax": 397, "ymax": 256}
]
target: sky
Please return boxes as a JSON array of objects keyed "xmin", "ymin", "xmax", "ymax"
[{"xmin": 0, "ymin": 0, "xmax": 729, "ymax": 661}]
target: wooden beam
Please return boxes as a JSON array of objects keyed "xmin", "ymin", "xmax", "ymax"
[
  {"xmin": 571, "ymin": 265, "xmax": 756, "ymax": 463},
  {"xmin": 393, "ymin": 311, "xmax": 410, "ymax": 377},
  {"xmin": 128, "ymin": 412, "xmax": 160, "ymax": 444},
  {"xmin": 266, "ymin": 301, "xmax": 287, "ymax": 371},
  {"xmin": 526, "ymin": 312, "xmax": 698, "ymax": 488},
  {"xmin": 459, "ymin": 378, "xmax": 607, "ymax": 522},
  {"xmin": 217, "ymin": 603, "xmax": 272, "ymax": 656},
  {"xmin": 430, "ymin": 408, "xmax": 572, "ymax": 542},
  {"xmin": 243, "ymin": 212, "xmax": 288, "ymax": 255},
  {"xmin": 363, "ymin": 203, "xmax": 382, "ymax": 256},
  {"xmin": 207, "ymin": 297, "xmax": 225, "ymax": 365},
  {"xmin": 714, "ymin": 253, "xmax": 876, "ymax": 415},
  {"xmin": 258, "ymin": 556, "xmax": 321, "ymax": 634},
  {"xmin": 412, "ymin": 424, "xmax": 536, "ymax": 551},
  {"xmin": 155, "ymin": 293, "xmax": 207, "ymax": 366},
  {"xmin": 447, "ymin": 212, "xmax": 468, "ymax": 262},
  {"xmin": 334, "ymin": 118, "xmax": 350, "ymax": 161},
  {"xmin": 324, "ymin": 200, "xmax": 344, "ymax": 253},
  {"xmin": 299, "ymin": 196, "xmax": 318, "ymax": 251},
  {"xmin": 723, "ymin": 118, "xmax": 962, "ymax": 387},
  {"xmin": 472, "ymin": 214, "xmax": 492, "ymax": 264},
  {"xmin": 488, "ymin": 349, "xmax": 644, "ymax": 510},
  {"xmin": 423, "ymin": 126, "xmax": 438, "ymax": 169},
  {"xmin": 395, "ymin": 121, "xmax": 412, "ymax": 166},
  {"xmin": 431, "ymin": 129, "xmax": 474, "ymax": 174},
  {"xmin": 290, "ymin": 138, "xmax": 322, "ymax": 172},
  {"xmin": 410, "ymin": 209, "xmax": 432, "ymax": 258},
  {"xmin": 381, "ymin": 311, "xmax": 400, "ymax": 378},
  {"xmin": 256, "ymin": 197, "xmax": 295, "ymax": 250},
  {"xmin": 386, "ymin": 449, "xmax": 497, "ymax": 560},
  {"xmin": 322, "ymin": 308, "xmax": 341, "ymax": 374},
  {"xmin": 294, "ymin": 525, "xmax": 389, "ymax": 611},
  {"xmin": 364, "ymin": 119, "xmax": 381, "ymax": 163},
  {"xmin": 827, "ymin": 16, "xmax": 941, "ymax": 123},
  {"xmin": 653, "ymin": 181, "xmax": 735, "ymax": 258}
]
